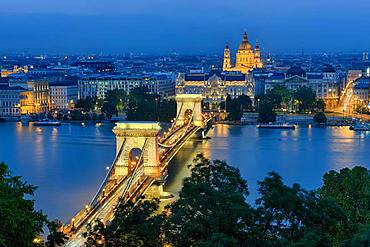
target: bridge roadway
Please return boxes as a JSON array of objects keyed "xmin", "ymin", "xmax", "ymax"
[{"xmin": 63, "ymin": 120, "xmax": 205, "ymax": 247}]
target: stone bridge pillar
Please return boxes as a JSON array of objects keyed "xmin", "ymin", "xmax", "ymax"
[
  {"xmin": 112, "ymin": 122, "xmax": 161, "ymax": 178},
  {"xmin": 175, "ymin": 94, "xmax": 203, "ymax": 127}
]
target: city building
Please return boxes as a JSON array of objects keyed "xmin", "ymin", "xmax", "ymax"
[
  {"xmin": 78, "ymin": 73, "xmax": 175, "ymax": 99},
  {"xmin": 0, "ymin": 85, "xmax": 24, "ymax": 119},
  {"xmin": 352, "ymin": 76, "xmax": 370, "ymax": 110},
  {"xmin": 176, "ymin": 68, "xmax": 254, "ymax": 108},
  {"xmin": 16, "ymin": 80, "xmax": 51, "ymax": 114},
  {"xmin": 223, "ymin": 32, "xmax": 263, "ymax": 74},
  {"xmin": 363, "ymin": 52, "xmax": 369, "ymax": 61},
  {"xmin": 50, "ymin": 82, "xmax": 78, "ymax": 110},
  {"xmin": 264, "ymin": 66, "xmax": 342, "ymax": 109},
  {"xmin": 1, "ymin": 66, "xmax": 28, "ymax": 78}
]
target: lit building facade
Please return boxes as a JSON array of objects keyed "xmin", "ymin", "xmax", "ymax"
[
  {"xmin": 0, "ymin": 85, "xmax": 24, "ymax": 118},
  {"xmin": 1, "ymin": 66, "xmax": 28, "ymax": 78},
  {"xmin": 176, "ymin": 69, "xmax": 254, "ymax": 107},
  {"xmin": 50, "ymin": 83, "xmax": 78, "ymax": 110},
  {"xmin": 78, "ymin": 73, "xmax": 175, "ymax": 99},
  {"xmin": 223, "ymin": 32, "xmax": 263, "ymax": 74},
  {"xmin": 352, "ymin": 76, "xmax": 370, "ymax": 109},
  {"xmin": 263, "ymin": 66, "xmax": 343, "ymax": 110}
]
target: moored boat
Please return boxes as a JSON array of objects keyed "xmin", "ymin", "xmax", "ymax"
[
  {"xmin": 349, "ymin": 122, "xmax": 370, "ymax": 131},
  {"xmin": 33, "ymin": 120, "xmax": 61, "ymax": 126}
]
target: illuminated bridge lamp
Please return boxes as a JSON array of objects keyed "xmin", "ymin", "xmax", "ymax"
[{"xmin": 71, "ymin": 218, "xmax": 75, "ymax": 230}]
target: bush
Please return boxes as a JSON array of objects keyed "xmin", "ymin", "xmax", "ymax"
[{"xmin": 313, "ymin": 112, "xmax": 327, "ymax": 124}]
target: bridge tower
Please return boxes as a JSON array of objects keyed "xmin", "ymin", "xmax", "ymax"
[
  {"xmin": 175, "ymin": 94, "xmax": 203, "ymax": 127},
  {"xmin": 112, "ymin": 122, "xmax": 161, "ymax": 178}
]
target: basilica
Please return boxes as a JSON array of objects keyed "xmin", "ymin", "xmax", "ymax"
[{"xmin": 223, "ymin": 32, "xmax": 263, "ymax": 74}]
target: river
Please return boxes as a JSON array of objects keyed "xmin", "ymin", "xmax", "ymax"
[{"xmin": 0, "ymin": 122, "xmax": 369, "ymax": 222}]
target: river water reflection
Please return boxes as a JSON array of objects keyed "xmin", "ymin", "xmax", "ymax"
[{"xmin": 0, "ymin": 122, "xmax": 369, "ymax": 222}]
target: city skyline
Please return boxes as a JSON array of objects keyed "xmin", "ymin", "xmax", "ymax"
[{"xmin": 1, "ymin": 0, "xmax": 370, "ymax": 54}]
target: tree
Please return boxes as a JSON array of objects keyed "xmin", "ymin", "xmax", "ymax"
[
  {"xmin": 84, "ymin": 199, "xmax": 164, "ymax": 247},
  {"xmin": 319, "ymin": 166, "xmax": 370, "ymax": 238},
  {"xmin": 45, "ymin": 220, "xmax": 69, "ymax": 247},
  {"xmin": 101, "ymin": 89, "xmax": 126, "ymax": 117},
  {"xmin": 313, "ymin": 112, "xmax": 327, "ymax": 124},
  {"xmin": 158, "ymin": 99, "xmax": 176, "ymax": 122},
  {"xmin": 76, "ymin": 97, "xmax": 97, "ymax": 111},
  {"xmin": 293, "ymin": 86, "xmax": 317, "ymax": 113},
  {"xmin": 226, "ymin": 95, "xmax": 253, "ymax": 121},
  {"xmin": 237, "ymin": 94, "xmax": 253, "ymax": 111},
  {"xmin": 355, "ymin": 103, "xmax": 369, "ymax": 114},
  {"xmin": 268, "ymin": 85, "xmax": 292, "ymax": 109},
  {"xmin": 0, "ymin": 162, "xmax": 48, "ymax": 246},
  {"xmin": 0, "ymin": 162, "xmax": 67, "ymax": 247},
  {"xmin": 258, "ymin": 99, "xmax": 276, "ymax": 123},
  {"xmin": 315, "ymin": 99, "xmax": 326, "ymax": 112},
  {"xmin": 254, "ymin": 172, "xmax": 347, "ymax": 247},
  {"xmin": 163, "ymin": 154, "xmax": 253, "ymax": 247},
  {"xmin": 228, "ymin": 98, "xmax": 243, "ymax": 122}
]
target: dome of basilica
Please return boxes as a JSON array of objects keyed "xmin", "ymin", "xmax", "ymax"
[{"xmin": 238, "ymin": 32, "xmax": 252, "ymax": 50}]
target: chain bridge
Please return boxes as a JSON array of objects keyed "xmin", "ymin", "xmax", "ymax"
[{"xmin": 63, "ymin": 94, "xmax": 212, "ymax": 246}]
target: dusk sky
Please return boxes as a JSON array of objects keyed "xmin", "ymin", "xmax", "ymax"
[{"xmin": 1, "ymin": 0, "xmax": 370, "ymax": 54}]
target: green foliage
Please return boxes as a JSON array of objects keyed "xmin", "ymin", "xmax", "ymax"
[
  {"xmin": 0, "ymin": 162, "xmax": 48, "ymax": 246},
  {"xmin": 255, "ymin": 172, "xmax": 347, "ymax": 246},
  {"xmin": 258, "ymin": 99, "xmax": 276, "ymax": 123},
  {"xmin": 101, "ymin": 89, "xmax": 126, "ymax": 117},
  {"xmin": 227, "ymin": 94, "xmax": 253, "ymax": 121},
  {"xmin": 163, "ymin": 154, "xmax": 253, "ymax": 247},
  {"xmin": 265, "ymin": 85, "xmax": 292, "ymax": 109},
  {"xmin": 84, "ymin": 199, "xmax": 164, "ymax": 247},
  {"xmin": 158, "ymin": 99, "xmax": 177, "ymax": 122},
  {"xmin": 99, "ymin": 86, "xmax": 176, "ymax": 122},
  {"xmin": 76, "ymin": 97, "xmax": 97, "ymax": 111},
  {"xmin": 293, "ymin": 86, "xmax": 317, "ymax": 113},
  {"xmin": 70, "ymin": 110, "xmax": 84, "ymax": 121},
  {"xmin": 270, "ymin": 85, "xmax": 292, "ymax": 107},
  {"xmin": 355, "ymin": 103, "xmax": 369, "ymax": 114},
  {"xmin": 341, "ymin": 226, "xmax": 370, "ymax": 247},
  {"xmin": 0, "ymin": 162, "xmax": 67, "ymax": 247},
  {"xmin": 313, "ymin": 112, "xmax": 327, "ymax": 124},
  {"xmin": 81, "ymin": 156, "xmax": 369, "ymax": 247},
  {"xmin": 315, "ymin": 99, "xmax": 326, "ymax": 112},
  {"xmin": 126, "ymin": 87, "xmax": 176, "ymax": 122},
  {"xmin": 319, "ymin": 166, "xmax": 370, "ymax": 237},
  {"xmin": 45, "ymin": 220, "xmax": 69, "ymax": 247}
]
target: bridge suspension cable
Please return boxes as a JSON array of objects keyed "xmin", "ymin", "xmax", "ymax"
[
  {"xmin": 158, "ymin": 103, "xmax": 196, "ymax": 148},
  {"xmin": 90, "ymin": 139, "xmax": 126, "ymax": 206},
  {"xmin": 119, "ymin": 138, "xmax": 148, "ymax": 204}
]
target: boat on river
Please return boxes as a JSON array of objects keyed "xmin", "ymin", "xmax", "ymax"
[
  {"xmin": 33, "ymin": 119, "xmax": 61, "ymax": 126},
  {"xmin": 257, "ymin": 123, "xmax": 296, "ymax": 129},
  {"xmin": 349, "ymin": 122, "xmax": 370, "ymax": 131}
]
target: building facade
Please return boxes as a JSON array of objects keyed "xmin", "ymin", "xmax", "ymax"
[
  {"xmin": 0, "ymin": 85, "xmax": 24, "ymax": 118},
  {"xmin": 352, "ymin": 76, "xmax": 370, "ymax": 110},
  {"xmin": 223, "ymin": 32, "xmax": 263, "ymax": 74},
  {"xmin": 176, "ymin": 69, "xmax": 254, "ymax": 107},
  {"xmin": 78, "ymin": 73, "xmax": 175, "ymax": 99},
  {"xmin": 263, "ymin": 66, "xmax": 342, "ymax": 110},
  {"xmin": 1, "ymin": 66, "xmax": 28, "ymax": 78},
  {"xmin": 50, "ymin": 83, "xmax": 78, "ymax": 110}
]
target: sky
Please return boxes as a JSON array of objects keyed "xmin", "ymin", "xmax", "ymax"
[{"xmin": 1, "ymin": 0, "xmax": 369, "ymax": 55}]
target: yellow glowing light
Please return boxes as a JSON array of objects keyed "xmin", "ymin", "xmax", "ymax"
[{"xmin": 33, "ymin": 237, "xmax": 43, "ymax": 244}]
